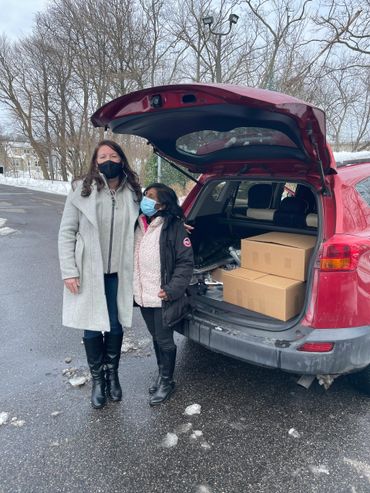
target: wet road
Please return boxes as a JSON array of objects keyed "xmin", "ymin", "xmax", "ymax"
[{"xmin": 0, "ymin": 183, "xmax": 370, "ymax": 493}]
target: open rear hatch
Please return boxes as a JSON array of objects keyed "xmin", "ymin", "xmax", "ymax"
[{"xmin": 91, "ymin": 83, "xmax": 335, "ymax": 182}]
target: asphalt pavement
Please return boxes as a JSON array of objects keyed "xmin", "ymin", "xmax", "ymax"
[{"xmin": 0, "ymin": 183, "xmax": 370, "ymax": 493}]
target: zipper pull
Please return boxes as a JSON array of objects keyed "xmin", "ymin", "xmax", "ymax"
[{"xmin": 110, "ymin": 189, "xmax": 117, "ymax": 208}]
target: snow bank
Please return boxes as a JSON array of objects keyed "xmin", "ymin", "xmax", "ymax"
[
  {"xmin": 334, "ymin": 151, "xmax": 370, "ymax": 164},
  {"xmin": 0, "ymin": 174, "xmax": 70, "ymax": 195}
]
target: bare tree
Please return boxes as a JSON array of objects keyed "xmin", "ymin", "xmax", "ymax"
[
  {"xmin": 0, "ymin": 36, "xmax": 51, "ymax": 178},
  {"xmin": 316, "ymin": 0, "xmax": 370, "ymax": 57}
]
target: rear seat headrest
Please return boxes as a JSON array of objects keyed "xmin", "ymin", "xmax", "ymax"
[
  {"xmin": 295, "ymin": 186, "xmax": 317, "ymax": 213},
  {"xmin": 306, "ymin": 213, "xmax": 318, "ymax": 228},
  {"xmin": 277, "ymin": 196, "xmax": 308, "ymax": 214},
  {"xmin": 273, "ymin": 196, "xmax": 309, "ymax": 228},
  {"xmin": 248, "ymin": 184, "xmax": 273, "ymax": 208}
]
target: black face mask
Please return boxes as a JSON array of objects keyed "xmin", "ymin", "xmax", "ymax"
[{"xmin": 98, "ymin": 160, "xmax": 123, "ymax": 180}]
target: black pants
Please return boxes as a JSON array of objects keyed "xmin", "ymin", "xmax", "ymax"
[
  {"xmin": 84, "ymin": 274, "xmax": 123, "ymax": 339},
  {"xmin": 140, "ymin": 307, "xmax": 175, "ymax": 351}
]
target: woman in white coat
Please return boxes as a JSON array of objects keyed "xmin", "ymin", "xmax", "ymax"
[{"xmin": 58, "ymin": 140, "xmax": 141, "ymax": 409}]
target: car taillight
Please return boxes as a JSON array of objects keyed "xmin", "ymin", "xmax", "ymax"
[
  {"xmin": 298, "ymin": 342, "xmax": 334, "ymax": 352},
  {"xmin": 320, "ymin": 243, "xmax": 364, "ymax": 271}
]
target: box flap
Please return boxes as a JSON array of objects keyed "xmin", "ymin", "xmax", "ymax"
[
  {"xmin": 222, "ymin": 268, "xmax": 265, "ymax": 281},
  {"xmin": 246, "ymin": 232, "xmax": 316, "ymax": 250}
]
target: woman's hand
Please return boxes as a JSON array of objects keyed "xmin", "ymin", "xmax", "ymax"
[
  {"xmin": 158, "ymin": 289, "xmax": 169, "ymax": 301},
  {"xmin": 184, "ymin": 223, "xmax": 194, "ymax": 234},
  {"xmin": 64, "ymin": 277, "xmax": 80, "ymax": 294}
]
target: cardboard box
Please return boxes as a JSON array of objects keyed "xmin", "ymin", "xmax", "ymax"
[
  {"xmin": 223, "ymin": 268, "xmax": 305, "ymax": 321},
  {"xmin": 211, "ymin": 268, "xmax": 226, "ymax": 283},
  {"xmin": 241, "ymin": 232, "xmax": 316, "ymax": 281}
]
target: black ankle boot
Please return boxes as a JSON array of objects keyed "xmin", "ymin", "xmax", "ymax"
[
  {"xmin": 149, "ymin": 341, "xmax": 163, "ymax": 395},
  {"xmin": 104, "ymin": 333, "xmax": 123, "ymax": 401},
  {"xmin": 149, "ymin": 347, "xmax": 176, "ymax": 406},
  {"xmin": 83, "ymin": 335, "xmax": 106, "ymax": 409}
]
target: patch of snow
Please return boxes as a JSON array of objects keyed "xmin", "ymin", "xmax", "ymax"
[
  {"xmin": 317, "ymin": 374, "xmax": 336, "ymax": 389},
  {"xmin": 62, "ymin": 367, "xmax": 82, "ymax": 379},
  {"xmin": 0, "ymin": 412, "xmax": 9, "ymax": 425},
  {"xmin": 0, "ymin": 227, "xmax": 17, "ymax": 236},
  {"xmin": 121, "ymin": 336, "xmax": 151, "ymax": 354},
  {"xmin": 51, "ymin": 411, "xmax": 62, "ymax": 417},
  {"xmin": 229, "ymin": 422, "xmax": 247, "ymax": 431},
  {"xmin": 175, "ymin": 423, "xmax": 193, "ymax": 434},
  {"xmin": 288, "ymin": 428, "xmax": 301, "ymax": 438},
  {"xmin": 193, "ymin": 430, "xmax": 203, "ymax": 437},
  {"xmin": 10, "ymin": 418, "xmax": 25, "ymax": 427},
  {"xmin": 308, "ymin": 465, "xmax": 330, "ymax": 475},
  {"xmin": 69, "ymin": 376, "xmax": 87, "ymax": 387},
  {"xmin": 200, "ymin": 442, "xmax": 211, "ymax": 450},
  {"xmin": 333, "ymin": 151, "xmax": 370, "ymax": 164},
  {"xmin": 194, "ymin": 485, "xmax": 212, "ymax": 493},
  {"xmin": 184, "ymin": 404, "xmax": 202, "ymax": 416},
  {"xmin": 0, "ymin": 174, "xmax": 70, "ymax": 195},
  {"xmin": 0, "ymin": 218, "xmax": 7, "ymax": 227},
  {"xmin": 161, "ymin": 432, "xmax": 178, "ymax": 448},
  {"xmin": 121, "ymin": 341, "xmax": 136, "ymax": 353},
  {"xmin": 344, "ymin": 458, "xmax": 370, "ymax": 483}
]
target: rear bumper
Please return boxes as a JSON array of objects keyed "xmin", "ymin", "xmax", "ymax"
[{"xmin": 179, "ymin": 317, "xmax": 370, "ymax": 375}]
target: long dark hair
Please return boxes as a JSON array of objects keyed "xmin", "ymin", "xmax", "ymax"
[
  {"xmin": 144, "ymin": 182, "xmax": 184, "ymax": 219},
  {"xmin": 79, "ymin": 140, "xmax": 142, "ymax": 201}
]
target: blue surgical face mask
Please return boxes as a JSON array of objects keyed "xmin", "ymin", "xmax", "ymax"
[{"xmin": 140, "ymin": 196, "xmax": 159, "ymax": 217}]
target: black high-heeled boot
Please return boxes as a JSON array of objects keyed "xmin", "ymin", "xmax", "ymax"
[
  {"xmin": 149, "ymin": 347, "xmax": 176, "ymax": 406},
  {"xmin": 104, "ymin": 332, "xmax": 123, "ymax": 401},
  {"xmin": 149, "ymin": 340, "xmax": 163, "ymax": 395},
  {"xmin": 83, "ymin": 335, "xmax": 106, "ymax": 409}
]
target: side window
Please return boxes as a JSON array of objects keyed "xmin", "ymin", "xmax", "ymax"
[
  {"xmin": 233, "ymin": 181, "xmax": 259, "ymax": 209},
  {"xmin": 356, "ymin": 177, "xmax": 370, "ymax": 207},
  {"xmin": 211, "ymin": 181, "xmax": 227, "ymax": 201}
]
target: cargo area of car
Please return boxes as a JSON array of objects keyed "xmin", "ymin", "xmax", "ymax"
[{"xmin": 186, "ymin": 177, "xmax": 320, "ymax": 330}]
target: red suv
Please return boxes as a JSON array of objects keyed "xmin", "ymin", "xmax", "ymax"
[{"xmin": 92, "ymin": 84, "xmax": 370, "ymax": 393}]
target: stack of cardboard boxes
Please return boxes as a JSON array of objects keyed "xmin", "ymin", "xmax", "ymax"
[{"xmin": 216, "ymin": 233, "xmax": 316, "ymax": 321}]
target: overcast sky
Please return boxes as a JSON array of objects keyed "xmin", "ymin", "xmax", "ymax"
[{"xmin": 0, "ymin": 0, "xmax": 49, "ymax": 40}]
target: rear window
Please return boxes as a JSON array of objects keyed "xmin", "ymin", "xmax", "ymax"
[{"xmin": 176, "ymin": 127, "xmax": 297, "ymax": 156}]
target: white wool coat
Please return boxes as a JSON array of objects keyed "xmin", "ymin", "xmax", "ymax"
[{"xmin": 58, "ymin": 181, "xmax": 139, "ymax": 331}]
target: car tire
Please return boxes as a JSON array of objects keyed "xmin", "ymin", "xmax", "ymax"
[{"xmin": 349, "ymin": 366, "xmax": 370, "ymax": 395}]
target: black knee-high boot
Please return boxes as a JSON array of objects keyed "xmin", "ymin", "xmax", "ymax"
[
  {"xmin": 149, "ymin": 340, "xmax": 163, "ymax": 395},
  {"xmin": 104, "ymin": 332, "xmax": 123, "ymax": 401},
  {"xmin": 149, "ymin": 347, "xmax": 176, "ymax": 406},
  {"xmin": 83, "ymin": 335, "xmax": 106, "ymax": 409}
]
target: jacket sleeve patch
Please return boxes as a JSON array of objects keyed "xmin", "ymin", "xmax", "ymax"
[{"xmin": 183, "ymin": 237, "xmax": 192, "ymax": 248}]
